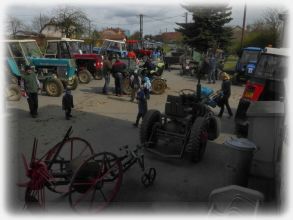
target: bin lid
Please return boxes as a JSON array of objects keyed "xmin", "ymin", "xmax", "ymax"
[{"xmin": 224, "ymin": 137, "xmax": 257, "ymax": 151}]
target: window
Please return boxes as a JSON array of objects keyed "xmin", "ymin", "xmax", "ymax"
[{"xmin": 46, "ymin": 42, "xmax": 58, "ymax": 55}]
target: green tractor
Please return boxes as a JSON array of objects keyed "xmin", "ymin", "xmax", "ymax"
[{"xmin": 6, "ymin": 39, "xmax": 78, "ymax": 97}]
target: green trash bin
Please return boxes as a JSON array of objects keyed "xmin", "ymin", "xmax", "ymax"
[{"xmin": 224, "ymin": 138, "xmax": 257, "ymax": 186}]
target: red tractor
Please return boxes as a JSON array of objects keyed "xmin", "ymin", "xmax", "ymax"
[
  {"xmin": 45, "ymin": 38, "xmax": 103, "ymax": 84},
  {"xmin": 126, "ymin": 40, "xmax": 152, "ymax": 59}
]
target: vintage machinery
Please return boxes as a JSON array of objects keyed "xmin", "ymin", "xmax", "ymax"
[
  {"xmin": 6, "ymin": 39, "xmax": 78, "ymax": 97},
  {"xmin": 232, "ymin": 47, "xmax": 263, "ymax": 85},
  {"xmin": 44, "ymin": 38, "xmax": 104, "ymax": 84},
  {"xmin": 126, "ymin": 39, "xmax": 152, "ymax": 58},
  {"xmin": 99, "ymin": 39, "xmax": 128, "ymax": 58},
  {"xmin": 140, "ymin": 77, "xmax": 220, "ymax": 162},
  {"xmin": 234, "ymin": 47, "xmax": 287, "ymax": 136},
  {"xmin": 19, "ymin": 127, "xmax": 156, "ymax": 212}
]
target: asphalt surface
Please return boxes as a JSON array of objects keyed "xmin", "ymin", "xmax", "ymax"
[{"xmin": 5, "ymin": 66, "xmax": 252, "ymax": 215}]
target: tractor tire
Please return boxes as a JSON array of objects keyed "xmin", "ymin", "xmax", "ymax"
[
  {"xmin": 207, "ymin": 116, "xmax": 220, "ymax": 141},
  {"xmin": 93, "ymin": 70, "xmax": 103, "ymax": 80},
  {"xmin": 45, "ymin": 78, "xmax": 64, "ymax": 97},
  {"xmin": 186, "ymin": 117, "xmax": 208, "ymax": 163},
  {"xmin": 78, "ymin": 69, "xmax": 91, "ymax": 84},
  {"xmin": 66, "ymin": 77, "xmax": 78, "ymax": 90},
  {"xmin": 6, "ymin": 84, "xmax": 21, "ymax": 101},
  {"xmin": 122, "ymin": 77, "xmax": 132, "ymax": 95},
  {"xmin": 151, "ymin": 78, "xmax": 166, "ymax": 95},
  {"xmin": 140, "ymin": 110, "xmax": 161, "ymax": 146}
]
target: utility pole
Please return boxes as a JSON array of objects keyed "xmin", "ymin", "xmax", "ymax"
[
  {"xmin": 240, "ymin": 4, "xmax": 247, "ymax": 49},
  {"xmin": 139, "ymin": 14, "xmax": 143, "ymax": 43},
  {"xmin": 185, "ymin": 12, "xmax": 188, "ymax": 24},
  {"xmin": 88, "ymin": 19, "xmax": 92, "ymax": 53}
]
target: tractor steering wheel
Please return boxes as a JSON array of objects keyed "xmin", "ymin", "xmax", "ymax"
[{"xmin": 179, "ymin": 89, "xmax": 196, "ymax": 96}]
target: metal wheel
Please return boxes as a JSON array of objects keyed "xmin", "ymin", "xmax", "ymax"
[
  {"xmin": 69, "ymin": 152, "xmax": 123, "ymax": 212},
  {"xmin": 121, "ymin": 76, "xmax": 132, "ymax": 95},
  {"xmin": 45, "ymin": 78, "xmax": 64, "ymax": 97},
  {"xmin": 151, "ymin": 78, "xmax": 166, "ymax": 95},
  {"xmin": 78, "ymin": 70, "xmax": 91, "ymax": 84},
  {"xmin": 141, "ymin": 168, "xmax": 156, "ymax": 187},
  {"xmin": 45, "ymin": 137, "xmax": 94, "ymax": 194},
  {"xmin": 67, "ymin": 77, "xmax": 79, "ymax": 90},
  {"xmin": 93, "ymin": 70, "xmax": 103, "ymax": 80}
]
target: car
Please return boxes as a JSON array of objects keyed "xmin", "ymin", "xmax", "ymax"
[{"xmin": 234, "ymin": 47, "xmax": 288, "ymax": 135}]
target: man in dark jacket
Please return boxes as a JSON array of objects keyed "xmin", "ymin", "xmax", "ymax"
[
  {"xmin": 111, "ymin": 58, "xmax": 126, "ymax": 96},
  {"xmin": 22, "ymin": 65, "xmax": 40, "ymax": 118},
  {"xmin": 133, "ymin": 85, "xmax": 148, "ymax": 127},
  {"xmin": 218, "ymin": 72, "xmax": 233, "ymax": 118},
  {"xmin": 62, "ymin": 89, "xmax": 74, "ymax": 120}
]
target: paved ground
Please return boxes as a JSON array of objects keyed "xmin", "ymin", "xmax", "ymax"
[{"xmin": 5, "ymin": 66, "xmax": 264, "ymax": 215}]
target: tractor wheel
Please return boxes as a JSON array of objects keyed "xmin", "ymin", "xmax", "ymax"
[
  {"xmin": 67, "ymin": 77, "xmax": 79, "ymax": 90},
  {"xmin": 122, "ymin": 77, "xmax": 132, "ymax": 95},
  {"xmin": 93, "ymin": 70, "xmax": 103, "ymax": 80},
  {"xmin": 45, "ymin": 78, "xmax": 64, "ymax": 97},
  {"xmin": 140, "ymin": 110, "xmax": 161, "ymax": 146},
  {"xmin": 207, "ymin": 116, "xmax": 220, "ymax": 141},
  {"xmin": 186, "ymin": 117, "xmax": 208, "ymax": 163},
  {"xmin": 151, "ymin": 78, "xmax": 166, "ymax": 95},
  {"xmin": 6, "ymin": 84, "xmax": 21, "ymax": 101},
  {"xmin": 78, "ymin": 69, "xmax": 91, "ymax": 84}
]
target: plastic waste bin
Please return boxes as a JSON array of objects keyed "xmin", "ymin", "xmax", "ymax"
[{"xmin": 224, "ymin": 137, "xmax": 257, "ymax": 186}]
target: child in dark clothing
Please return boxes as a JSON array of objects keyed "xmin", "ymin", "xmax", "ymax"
[
  {"xmin": 62, "ymin": 89, "xmax": 74, "ymax": 120},
  {"xmin": 133, "ymin": 86, "xmax": 148, "ymax": 127}
]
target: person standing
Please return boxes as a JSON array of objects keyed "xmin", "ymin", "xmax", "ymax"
[
  {"xmin": 22, "ymin": 65, "xmax": 40, "ymax": 118},
  {"xmin": 142, "ymin": 76, "xmax": 151, "ymax": 100},
  {"xmin": 218, "ymin": 72, "xmax": 233, "ymax": 118},
  {"xmin": 129, "ymin": 71, "xmax": 141, "ymax": 102},
  {"xmin": 111, "ymin": 57, "xmax": 126, "ymax": 96},
  {"xmin": 102, "ymin": 55, "xmax": 112, "ymax": 95},
  {"xmin": 62, "ymin": 89, "xmax": 74, "ymax": 120},
  {"xmin": 133, "ymin": 86, "xmax": 148, "ymax": 127}
]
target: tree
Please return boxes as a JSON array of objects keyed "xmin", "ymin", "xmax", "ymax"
[
  {"xmin": 176, "ymin": 4, "xmax": 233, "ymax": 52},
  {"xmin": 51, "ymin": 7, "xmax": 89, "ymax": 38},
  {"xmin": 7, "ymin": 16, "xmax": 25, "ymax": 37},
  {"xmin": 129, "ymin": 31, "xmax": 140, "ymax": 40},
  {"xmin": 31, "ymin": 14, "xmax": 52, "ymax": 34}
]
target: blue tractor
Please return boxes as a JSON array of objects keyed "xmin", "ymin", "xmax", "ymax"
[
  {"xmin": 6, "ymin": 40, "xmax": 78, "ymax": 97},
  {"xmin": 232, "ymin": 47, "xmax": 263, "ymax": 84}
]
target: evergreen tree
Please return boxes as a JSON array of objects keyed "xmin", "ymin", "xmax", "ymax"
[{"xmin": 176, "ymin": 4, "xmax": 233, "ymax": 52}]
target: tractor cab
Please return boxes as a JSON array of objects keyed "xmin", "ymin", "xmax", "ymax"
[
  {"xmin": 235, "ymin": 47, "xmax": 288, "ymax": 135},
  {"xmin": 233, "ymin": 47, "xmax": 263, "ymax": 84},
  {"xmin": 100, "ymin": 39, "xmax": 128, "ymax": 58},
  {"xmin": 45, "ymin": 38, "xmax": 104, "ymax": 83},
  {"xmin": 5, "ymin": 39, "xmax": 78, "ymax": 97}
]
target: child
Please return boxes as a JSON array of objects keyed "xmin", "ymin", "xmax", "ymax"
[
  {"xmin": 133, "ymin": 86, "xmax": 148, "ymax": 127},
  {"xmin": 62, "ymin": 89, "xmax": 74, "ymax": 120}
]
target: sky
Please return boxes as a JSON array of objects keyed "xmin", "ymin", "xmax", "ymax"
[{"xmin": 2, "ymin": 0, "xmax": 287, "ymax": 36}]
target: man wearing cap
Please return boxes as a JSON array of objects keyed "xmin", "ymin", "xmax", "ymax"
[{"xmin": 22, "ymin": 65, "xmax": 40, "ymax": 118}]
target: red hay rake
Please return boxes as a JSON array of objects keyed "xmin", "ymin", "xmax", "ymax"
[{"xmin": 18, "ymin": 127, "xmax": 156, "ymax": 212}]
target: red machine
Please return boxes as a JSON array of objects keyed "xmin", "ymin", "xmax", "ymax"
[{"xmin": 126, "ymin": 40, "xmax": 152, "ymax": 58}]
